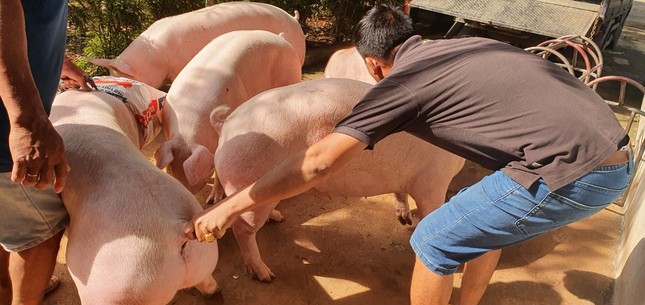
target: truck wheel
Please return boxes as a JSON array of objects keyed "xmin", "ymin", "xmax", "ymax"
[{"xmin": 608, "ymin": 9, "xmax": 630, "ymax": 50}]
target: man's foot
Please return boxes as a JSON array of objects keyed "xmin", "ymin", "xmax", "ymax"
[{"xmin": 44, "ymin": 275, "xmax": 60, "ymax": 295}]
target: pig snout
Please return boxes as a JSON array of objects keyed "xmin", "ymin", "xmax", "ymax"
[{"xmin": 180, "ymin": 230, "xmax": 220, "ymax": 296}]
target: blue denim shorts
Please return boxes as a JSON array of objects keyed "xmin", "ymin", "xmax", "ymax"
[
  {"xmin": 0, "ymin": 172, "xmax": 69, "ymax": 252},
  {"xmin": 411, "ymin": 147, "xmax": 634, "ymax": 275}
]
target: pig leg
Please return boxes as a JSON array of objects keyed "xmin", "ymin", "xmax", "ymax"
[
  {"xmin": 231, "ymin": 202, "xmax": 280, "ymax": 282},
  {"xmin": 411, "ymin": 183, "xmax": 452, "ymax": 219},
  {"xmin": 394, "ymin": 193, "xmax": 413, "ymax": 225},
  {"xmin": 269, "ymin": 209, "xmax": 285, "ymax": 222},
  {"xmin": 194, "ymin": 275, "xmax": 221, "ymax": 297},
  {"xmin": 206, "ymin": 174, "xmax": 226, "ymax": 205}
]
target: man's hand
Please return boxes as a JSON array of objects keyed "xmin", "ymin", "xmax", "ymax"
[
  {"xmin": 9, "ymin": 112, "xmax": 69, "ymax": 193},
  {"xmin": 184, "ymin": 200, "xmax": 237, "ymax": 242},
  {"xmin": 59, "ymin": 56, "xmax": 96, "ymax": 91}
]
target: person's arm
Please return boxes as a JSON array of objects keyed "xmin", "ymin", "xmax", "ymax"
[
  {"xmin": 186, "ymin": 132, "xmax": 367, "ymax": 241},
  {"xmin": 0, "ymin": 0, "xmax": 69, "ymax": 192}
]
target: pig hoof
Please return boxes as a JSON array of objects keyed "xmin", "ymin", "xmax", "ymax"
[
  {"xmin": 195, "ymin": 276, "xmax": 221, "ymax": 297},
  {"xmin": 252, "ymin": 273, "xmax": 276, "ymax": 283},
  {"xmin": 268, "ymin": 209, "xmax": 285, "ymax": 223},
  {"xmin": 397, "ymin": 214, "xmax": 413, "ymax": 226},
  {"xmin": 205, "ymin": 192, "xmax": 226, "ymax": 205},
  {"xmin": 396, "ymin": 209, "xmax": 413, "ymax": 226},
  {"xmin": 199, "ymin": 284, "xmax": 222, "ymax": 297},
  {"xmin": 246, "ymin": 265, "xmax": 275, "ymax": 283}
]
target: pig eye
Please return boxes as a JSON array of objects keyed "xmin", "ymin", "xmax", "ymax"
[{"xmin": 181, "ymin": 241, "xmax": 187, "ymax": 251}]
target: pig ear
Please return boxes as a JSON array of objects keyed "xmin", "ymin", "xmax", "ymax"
[
  {"xmin": 86, "ymin": 57, "xmax": 113, "ymax": 68},
  {"xmin": 85, "ymin": 57, "xmax": 136, "ymax": 79},
  {"xmin": 155, "ymin": 141, "xmax": 175, "ymax": 170},
  {"xmin": 183, "ymin": 145, "xmax": 214, "ymax": 186},
  {"xmin": 107, "ymin": 61, "xmax": 136, "ymax": 79}
]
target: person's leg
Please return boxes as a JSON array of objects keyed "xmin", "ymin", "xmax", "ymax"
[
  {"xmin": 1, "ymin": 173, "xmax": 69, "ymax": 305},
  {"xmin": 1, "ymin": 248, "xmax": 12, "ymax": 305},
  {"xmin": 457, "ymin": 249, "xmax": 501, "ymax": 305},
  {"xmin": 9, "ymin": 230, "xmax": 63, "ymax": 305},
  {"xmin": 410, "ymin": 150, "xmax": 633, "ymax": 305},
  {"xmin": 409, "ymin": 170, "xmax": 550, "ymax": 305},
  {"xmin": 410, "ymin": 256, "xmax": 453, "ymax": 305}
]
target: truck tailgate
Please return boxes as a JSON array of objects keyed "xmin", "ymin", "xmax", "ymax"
[{"xmin": 409, "ymin": 0, "xmax": 601, "ymax": 38}]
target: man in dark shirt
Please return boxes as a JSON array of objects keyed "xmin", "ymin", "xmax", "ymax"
[{"xmin": 186, "ymin": 4, "xmax": 633, "ymax": 305}]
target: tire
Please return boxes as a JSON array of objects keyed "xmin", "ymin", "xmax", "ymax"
[{"xmin": 608, "ymin": 8, "xmax": 631, "ymax": 50}]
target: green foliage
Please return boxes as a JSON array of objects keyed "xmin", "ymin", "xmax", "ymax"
[
  {"xmin": 318, "ymin": 0, "xmax": 407, "ymax": 43},
  {"xmin": 76, "ymin": 36, "xmax": 108, "ymax": 76},
  {"xmin": 146, "ymin": 0, "xmax": 204, "ymax": 20},
  {"xmin": 204, "ymin": 0, "xmax": 406, "ymax": 43},
  {"xmin": 68, "ymin": 0, "xmax": 150, "ymax": 62},
  {"xmin": 67, "ymin": 0, "xmax": 208, "ymax": 75}
]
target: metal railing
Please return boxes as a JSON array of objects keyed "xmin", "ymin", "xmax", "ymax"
[{"xmin": 526, "ymin": 36, "xmax": 644, "ymax": 207}]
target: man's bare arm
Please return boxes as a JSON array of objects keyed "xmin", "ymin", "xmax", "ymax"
[
  {"xmin": 186, "ymin": 132, "xmax": 367, "ymax": 241},
  {"xmin": 0, "ymin": 0, "xmax": 69, "ymax": 192}
]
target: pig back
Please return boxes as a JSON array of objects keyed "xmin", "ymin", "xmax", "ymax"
[
  {"xmin": 142, "ymin": 1, "xmax": 306, "ymax": 78},
  {"xmin": 216, "ymin": 78, "xmax": 464, "ymax": 199},
  {"xmin": 167, "ymin": 29, "xmax": 302, "ymax": 112},
  {"xmin": 324, "ymin": 46, "xmax": 376, "ymax": 85},
  {"xmin": 219, "ymin": 78, "xmax": 372, "ymax": 149},
  {"xmin": 50, "ymin": 90, "xmax": 217, "ymax": 304},
  {"xmin": 160, "ymin": 29, "xmax": 303, "ymax": 193},
  {"xmin": 215, "ymin": 78, "xmax": 371, "ymax": 189}
]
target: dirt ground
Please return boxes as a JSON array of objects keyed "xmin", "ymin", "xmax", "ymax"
[
  {"xmin": 44, "ymin": 137, "xmax": 623, "ymax": 305},
  {"xmin": 43, "ymin": 2, "xmax": 645, "ymax": 303}
]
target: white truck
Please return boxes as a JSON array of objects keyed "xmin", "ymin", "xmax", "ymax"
[{"xmin": 404, "ymin": 0, "xmax": 634, "ymax": 50}]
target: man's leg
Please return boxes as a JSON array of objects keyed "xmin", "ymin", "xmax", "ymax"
[
  {"xmin": 409, "ymin": 170, "xmax": 521, "ymax": 305},
  {"xmin": 8, "ymin": 230, "xmax": 63, "ymax": 305},
  {"xmin": 1, "ymin": 248, "xmax": 12, "ymax": 305},
  {"xmin": 457, "ymin": 249, "xmax": 501, "ymax": 305},
  {"xmin": 410, "ymin": 256, "xmax": 453, "ymax": 305}
]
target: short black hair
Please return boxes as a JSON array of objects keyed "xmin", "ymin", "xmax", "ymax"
[{"xmin": 353, "ymin": 4, "xmax": 415, "ymax": 62}]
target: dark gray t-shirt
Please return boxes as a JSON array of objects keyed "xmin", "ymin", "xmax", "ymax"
[{"xmin": 334, "ymin": 36, "xmax": 626, "ymax": 191}]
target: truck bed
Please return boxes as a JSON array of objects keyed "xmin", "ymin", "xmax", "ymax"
[{"xmin": 408, "ymin": 0, "xmax": 602, "ymax": 38}]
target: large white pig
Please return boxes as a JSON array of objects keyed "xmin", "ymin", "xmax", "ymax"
[
  {"xmin": 211, "ymin": 78, "xmax": 465, "ymax": 282},
  {"xmin": 324, "ymin": 46, "xmax": 376, "ymax": 84},
  {"xmin": 88, "ymin": 1, "xmax": 306, "ymax": 88},
  {"xmin": 50, "ymin": 89, "xmax": 219, "ymax": 304},
  {"xmin": 324, "ymin": 46, "xmax": 416, "ymax": 224},
  {"xmin": 155, "ymin": 30, "xmax": 302, "ymax": 194}
]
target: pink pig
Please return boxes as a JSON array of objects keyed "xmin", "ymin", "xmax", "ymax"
[
  {"xmin": 325, "ymin": 46, "xmax": 417, "ymax": 224},
  {"xmin": 50, "ymin": 90, "xmax": 219, "ymax": 304},
  {"xmin": 211, "ymin": 78, "xmax": 465, "ymax": 282},
  {"xmin": 88, "ymin": 1, "xmax": 305, "ymax": 88},
  {"xmin": 155, "ymin": 30, "xmax": 302, "ymax": 194},
  {"xmin": 324, "ymin": 46, "xmax": 376, "ymax": 84}
]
